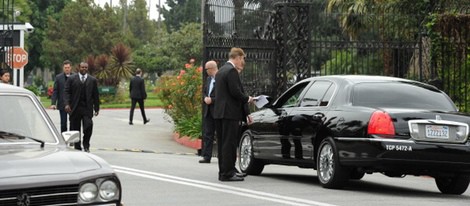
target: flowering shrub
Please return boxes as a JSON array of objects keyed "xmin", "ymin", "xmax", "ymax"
[
  {"xmin": 47, "ymin": 86, "xmax": 54, "ymax": 98},
  {"xmin": 156, "ymin": 65, "xmax": 203, "ymax": 139}
]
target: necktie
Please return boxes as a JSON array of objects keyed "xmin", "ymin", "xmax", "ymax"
[
  {"xmin": 81, "ymin": 76, "xmax": 85, "ymax": 83},
  {"xmin": 208, "ymin": 78, "xmax": 215, "ymax": 95}
]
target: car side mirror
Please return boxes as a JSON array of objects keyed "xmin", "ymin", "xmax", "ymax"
[{"xmin": 62, "ymin": 131, "xmax": 80, "ymax": 144}]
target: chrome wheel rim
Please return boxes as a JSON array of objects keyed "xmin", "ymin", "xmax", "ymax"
[
  {"xmin": 319, "ymin": 144, "xmax": 334, "ymax": 183},
  {"xmin": 239, "ymin": 135, "xmax": 252, "ymax": 171}
]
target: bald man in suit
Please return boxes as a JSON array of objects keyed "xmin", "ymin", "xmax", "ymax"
[{"xmin": 199, "ymin": 60, "xmax": 218, "ymax": 163}]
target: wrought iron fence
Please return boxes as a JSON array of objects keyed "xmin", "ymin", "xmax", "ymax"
[
  {"xmin": 203, "ymin": 0, "xmax": 311, "ymax": 97},
  {"xmin": 204, "ymin": 37, "xmax": 277, "ymax": 96},
  {"xmin": 435, "ymin": 39, "xmax": 470, "ymax": 112},
  {"xmin": 309, "ymin": 6, "xmax": 469, "ymax": 111},
  {"xmin": 203, "ymin": 0, "xmax": 282, "ymax": 97},
  {"xmin": 0, "ymin": 1, "xmax": 14, "ymax": 71}
]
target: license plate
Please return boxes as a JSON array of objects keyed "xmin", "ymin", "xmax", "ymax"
[{"xmin": 425, "ymin": 125, "xmax": 449, "ymax": 139}]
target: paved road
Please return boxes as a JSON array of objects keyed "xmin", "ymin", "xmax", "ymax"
[{"xmin": 46, "ymin": 108, "xmax": 196, "ymax": 154}]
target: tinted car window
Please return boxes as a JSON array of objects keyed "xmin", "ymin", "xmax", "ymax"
[
  {"xmin": 277, "ymin": 82, "xmax": 309, "ymax": 108},
  {"xmin": 320, "ymin": 83, "xmax": 336, "ymax": 106},
  {"xmin": 300, "ymin": 81, "xmax": 332, "ymax": 107},
  {"xmin": 352, "ymin": 82, "xmax": 456, "ymax": 111}
]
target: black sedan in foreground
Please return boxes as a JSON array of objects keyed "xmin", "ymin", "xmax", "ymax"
[
  {"xmin": 239, "ymin": 75, "xmax": 470, "ymax": 194},
  {"xmin": 0, "ymin": 84, "xmax": 122, "ymax": 205}
]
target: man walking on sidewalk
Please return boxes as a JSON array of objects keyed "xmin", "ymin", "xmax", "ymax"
[
  {"xmin": 129, "ymin": 68, "xmax": 150, "ymax": 125},
  {"xmin": 50, "ymin": 60, "xmax": 73, "ymax": 132},
  {"xmin": 64, "ymin": 62, "xmax": 100, "ymax": 152}
]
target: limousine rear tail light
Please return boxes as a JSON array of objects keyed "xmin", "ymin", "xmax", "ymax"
[{"xmin": 368, "ymin": 111, "xmax": 395, "ymax": 136}]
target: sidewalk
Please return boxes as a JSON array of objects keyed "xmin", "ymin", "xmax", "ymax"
[{"xmin": 46, "ymin": 108, "xmax": 198, "ymax": 155}]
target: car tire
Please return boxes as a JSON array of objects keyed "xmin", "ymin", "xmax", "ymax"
[
  {"xmin": 317, "ymin": 137, "xmax": 349, "ymax": 188},
  {"xmin": 238, "ymin": 130, "xmax": 264, "ymax": 175},
  {"xmin": 435, "ymin": 175, "xmax": 470, "ymax": 195}
]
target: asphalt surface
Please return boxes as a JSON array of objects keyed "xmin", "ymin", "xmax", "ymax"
[{"xmin": 46, "ymin": 107, "xmax": 197, "ymax": 155}]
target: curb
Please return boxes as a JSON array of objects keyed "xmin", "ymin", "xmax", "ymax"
[
  {"xmin": 172, "ymin": 132, "xmax": 202, "ymax": 150},
  {"xmin": 93, "ymin": 147, "xmax": 195, "ymax": 155}
]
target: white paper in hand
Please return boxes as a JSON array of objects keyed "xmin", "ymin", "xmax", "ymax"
[{"xmin": 254, "ymin": 95, "xmax": 269, "ymax": 108}]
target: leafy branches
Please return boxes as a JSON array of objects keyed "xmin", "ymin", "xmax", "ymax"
[{"xmin": 110, "ymin": 43, "xmax": 134, "ymax": 80}]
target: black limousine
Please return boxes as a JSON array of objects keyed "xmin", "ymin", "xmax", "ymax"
[{"xmin": 239, "ymin": 75, "xmax": 470, "ymax": 194}]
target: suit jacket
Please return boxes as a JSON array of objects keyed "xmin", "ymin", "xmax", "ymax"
[
  {"xmin": 203, "ymin": 76, "xmax": 216, "ymax": 118},
  {"xmin": 213, "ymin": 62, "xmax": 250, "ymax": 121},
  {"xmin": 129, "ymin": 75, "xmax": 147, "ymax": 99},
  {"xmin": 51, "ymin": 72, "xmax": 73, "ymax": 110},
  {"xmin": 64, "ymin": 74, "xmax": 100, "ymax": 117}
]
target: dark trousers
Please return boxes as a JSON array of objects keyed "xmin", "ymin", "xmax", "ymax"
[
  {"xmin": 70, "ymin": 106, "xmax": 93, "ymax": 151},
  {"xmin": 202, "ymin": 114, "xmax": 215, "ymax": 161},
  {"xmin": 59, "ymin": 109, "xmax": 68, "ymax": 133},
  {"xmin": 129, "ymin": 98, "xmax": 147, "ymax": 123},
  {"xmin": 215, "ymin": 119, "xmax": 240, "ymax": 178}
]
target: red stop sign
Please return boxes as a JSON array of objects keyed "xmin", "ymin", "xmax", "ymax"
[{"xmin": 6, "ymin": 47, "xmax": 29, "ymax": 69}]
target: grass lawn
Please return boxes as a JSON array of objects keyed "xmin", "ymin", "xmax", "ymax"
[{"xmin": 40, "ymin": 91, "xmax": 165, "ymax": 109}]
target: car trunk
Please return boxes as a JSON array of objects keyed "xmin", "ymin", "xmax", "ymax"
[{"xmin": 383, "ymin": 108, "xmax": 470, "ymax": 140}]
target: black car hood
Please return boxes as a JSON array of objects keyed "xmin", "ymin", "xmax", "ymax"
[{"xmin": 0, "ymin": 147, "xmax": 102, "ymax": 179}]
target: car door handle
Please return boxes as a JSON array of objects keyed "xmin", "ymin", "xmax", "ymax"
[{"xmin": 313, "ymin": 113, "xmax": 324, "ymax": 119}]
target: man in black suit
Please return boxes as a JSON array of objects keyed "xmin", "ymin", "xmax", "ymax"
[
  {"xmin": 50, "ymin": 60, "xmax": 73, "ymax": 132},
  {"xmin": 199, "ymin": 60, "xmax": 218, "ymax": 164},
  {"xmin": 129, "ymin": 68, "xmax": 150, "ymax": 125},
  {"xmin": 64, "ymin": 62, "xmax": 100, "ymax": 152},
  {"xmin": 214, "ymin": 47, "xmax": 254, "ymax": 181}
]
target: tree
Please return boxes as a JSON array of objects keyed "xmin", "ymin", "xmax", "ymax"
[
  {"xmin": 42, "ymin": 0, "xmax": 122, "ymax": 72},
  {"xmin": 160, "ymin": 22, "xmax": 202, "ymax": 70},
  {"xmin": 127, "ymin": 0, "xmax": 156, "ymax": 45},
  {"xmin": 158, "ymin": 0, "xmax": 201, "ymax": 32},
  {"xmin": 133, "ymin": 23, "xmax": 171, "ymax": 75},
  {"xmin": 94, "ymin": 54, "xmax": 113, "ymax": 85},
  {"xmin": 109, "ymin": 43, "xmax": 134, "ymax": 82},
  {"xmin": 0, "ymin": 0, "xmax": 31, "ymax": 22}
]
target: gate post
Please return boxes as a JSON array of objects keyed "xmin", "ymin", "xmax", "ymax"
[{"xmin": 273, "ymin": 2, "xmax": 312, "ymax": 94}]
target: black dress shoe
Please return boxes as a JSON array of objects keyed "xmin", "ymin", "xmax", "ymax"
[
  {"xmin": 144, "ymin": 119, "xmax": 150, "ymax": 124},
  {"xmin": 84, "ymin": 148, "xmax": 90, "ymax": 153},
  {"xmin": 129, "ymin": 122, "xmax": 133, "ymax": 125},
  {"xmin": 199, "ymin": 159, "xmax": 210, "ymax": 163},
  {"xmin": 219, "ymin": 175, "xmax": 244, "ymax": 182}
]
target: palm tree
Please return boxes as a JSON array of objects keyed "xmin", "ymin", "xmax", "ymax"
[
  {"xmin": 326, "ymin": 0, "xmax": 375, "ymax": 41},
  {"xmin": 109, "ymin": 43, "xmax": 134, "ymax": 83},
  {"xmin": 94, "ymin": 54, "xmax": 113, "ymax": 85},
  {"xmin": 326, "ymin": 0, "xmax": 397, "ymax": 75}
]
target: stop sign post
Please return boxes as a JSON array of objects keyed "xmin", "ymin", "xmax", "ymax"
[{"xmin": 6, "ymin": 47, "xmax": 28, "ymax": 69}]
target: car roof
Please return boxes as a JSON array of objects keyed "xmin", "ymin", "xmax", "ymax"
[
  {"xmin": 0, "ymin": 83, "xmax": 35, "ymax": 95},
  {"xmin": 300, "ymin": 75, "xmax": 418, "ymax": 84},
  {"xmin": 297, "ymin": 75, "xmax": 441, "ymax": 93}
]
